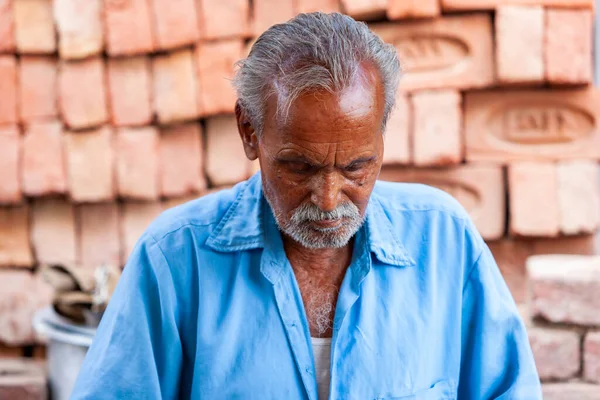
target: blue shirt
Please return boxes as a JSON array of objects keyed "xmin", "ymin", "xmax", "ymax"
[{"xmin": 71, "ymin": 173, "xmax": 542, "ymax": 399}]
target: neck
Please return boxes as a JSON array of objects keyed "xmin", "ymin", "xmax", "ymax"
[
  {"xmin": 283, "ymin": 236, "xmax": 353, "ymax": 283},
  {"xmin": 282, "ymin": 236, "xmax": 354, "ymax": 338}
]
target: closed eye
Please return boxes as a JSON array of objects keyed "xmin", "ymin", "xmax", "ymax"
[
  {"xmin": 344, "ymin": 157, "xmax": 375, "ymax": 172},
  {"xmin": 285, "ymin": 161, "xmax": 315, "ymax": 174},
  {"xmin": 344, "ymin": 162, "xmax": 365, "ymax": 172}
]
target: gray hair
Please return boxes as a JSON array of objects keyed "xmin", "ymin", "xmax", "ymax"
[{"xmin": 232, "ymin": 12, "xmax": 401, "ymax": 136}]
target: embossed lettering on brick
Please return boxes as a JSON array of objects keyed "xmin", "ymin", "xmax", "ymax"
[
  {"xmin": 465, "ymin": 90, "xmax": 600, "ymax": 161},
  {"xmin": 396, "ymin": 36, "xmax": 466, "ymax": 73},
  {"xmin": 371, "ymin": 15, "xmax": 493, "ymax": 91},
  {"xmin": 502, "ymin": 106, "xmax": 593, "ymax": 145}
]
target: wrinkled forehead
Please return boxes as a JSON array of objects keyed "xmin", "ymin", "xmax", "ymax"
[{"xmin": 263, "ymin": 68, "xmax": 386, "ymax": 147}]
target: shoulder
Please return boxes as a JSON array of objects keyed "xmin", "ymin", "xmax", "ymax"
[
  {"xmin": 372, "ymin": 180, "xmax": 486, "ymax": 286},
  {"xmin": 144, "ymin": 182, "xmax": 247, "ymax": 243},
  {"xmin": 373, "ymin": 180, "xmax": 471, "ymax": 222},
  {"xmin": 372, "ymin": 180, "xmax": 484, "ymax": 256}
]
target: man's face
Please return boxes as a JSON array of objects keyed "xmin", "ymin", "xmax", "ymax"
[{"xmin": 241, "ymin": 68, "xmax": 386, "ymax": 249}]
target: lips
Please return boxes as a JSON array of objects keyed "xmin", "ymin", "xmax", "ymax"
[{"xmin": 311, "ymin": 218, "xmax": 343, "ymax": 229}]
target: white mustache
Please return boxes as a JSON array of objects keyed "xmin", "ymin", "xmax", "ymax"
[{"xmin": 290, "ymin": 202, "xmax": 360, "ymax": 223}]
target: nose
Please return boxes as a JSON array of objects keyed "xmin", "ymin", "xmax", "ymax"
[{"xmin": 310, "ymin": 172, "xmax": 343, "ymax": 213}]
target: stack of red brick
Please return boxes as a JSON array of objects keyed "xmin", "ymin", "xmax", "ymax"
[
  {"xmin": 0, "ymin": 0, "xmax": 599, "ymax": 396},
  {"xmin": 527, "ymin": 255, "xmax": 600, "ymax": 398}
]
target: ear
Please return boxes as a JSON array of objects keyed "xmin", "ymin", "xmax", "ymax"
[{"xmin": 235, "ymin": 100, "xmax": 259, "ymax": 161}]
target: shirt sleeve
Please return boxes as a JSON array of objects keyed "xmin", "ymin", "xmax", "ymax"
[
  {"xmin": 70, "ymin": 234, "xmax": 182, "ymax": 399},
  {"xmin": 458, "ymin": 243, "xmax": 542, "ymax": 399}
]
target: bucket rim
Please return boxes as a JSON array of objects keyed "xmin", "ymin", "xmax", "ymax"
[{"xmin": 33, "ymin": 307, "xmax": 95, "ymax": 347}]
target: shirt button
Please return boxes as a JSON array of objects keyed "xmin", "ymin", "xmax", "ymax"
[
  {"xmin": 289, "ymin": 321, "xmax": 296, "ymax": 327},
  {"xmin": 305, "ymin": 366, "xmax": 312, "ymax": 374}
]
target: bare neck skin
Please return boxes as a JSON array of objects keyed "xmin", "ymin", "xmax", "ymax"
[{"xmin": 284, "ymin": 236, "xmax": 353, "ymax": 338}]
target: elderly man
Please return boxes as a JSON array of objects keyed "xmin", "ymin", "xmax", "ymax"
[{"xmin": 72, "ymin": 12, "xmax": 541, "ymax": 400}]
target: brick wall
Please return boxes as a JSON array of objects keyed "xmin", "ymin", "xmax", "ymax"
[{"xmin": 0, "ymin": 0, "xmax": 599, "ymax": 396}]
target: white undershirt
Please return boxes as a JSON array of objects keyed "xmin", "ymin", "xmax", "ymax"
[{"xmin": 311, "ymin": 337, "xmax": 332, "ymax": 400}]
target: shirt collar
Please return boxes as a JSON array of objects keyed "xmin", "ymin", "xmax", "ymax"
[{"xmin": 205, "ymin": 173, "xmax": 416, "ymax": 268}]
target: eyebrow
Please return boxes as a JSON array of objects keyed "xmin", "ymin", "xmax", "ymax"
[
  {"xmin": 275, "ymin": 154, "xmax": 312, "ymax": 163},
  {"xmin": 276, "ymin": 155, "xmax": 376, "ymax": 167}
]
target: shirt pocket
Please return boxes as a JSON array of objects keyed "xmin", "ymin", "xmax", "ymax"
[{"xmin": 380, "ymin": 379, "xmax": 457, "ymax": 400}]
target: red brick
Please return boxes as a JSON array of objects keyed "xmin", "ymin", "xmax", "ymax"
[
  {"xmin": 543, "ymin": 383, "xmax": 600, "ymax": 400},
  {"xmin": 490, "ymin": 234, "xmax": 599, "ymax": 304},
  {"xmin": 197, "ymin": 0, "xmax": 250, "ymax": 40},
  {"xmin": 380, "ymin": 165, "xmax": 505, "ymax": 240},
  {"xmin": 545, "ymin": 9, "xmax": 593, "ymax": 85},
  {"xmin": 13, "ymin": 0, "xmax": 55, "ymax": 54},
  {"xmin": 0, "ymin": 359, "xmax": 47, "ymax": 400},
  {"xmin": 508, "ymin": 164, "xmax": 600, "ymax": 237},
  {"xmin": 121, "ymin": 202, "xmax": 162, "ymax": 263},
  {"xmin": 18, "ymin": 56, "xmax": 57, "ymax": 121},
  {"xmin": 412, "ymin": 90, "xmax": 462, "ymax": 166},
  {"xmin": 382, "ymin": 91, "xmax": 410, "ymax": 165},
  {"xmin": 488, "ymin": 240, "xmax": 531, "ymax": 304},
  {"xmin": 387, "ymin": 0, "xmax": 440, "ymax": 19},
  {"xmin": 442, "ymin": 0, "xmax": 594, "ymax": 10},
  {"xmin": 0, "ymin": 206, "xmax": 34, "ymax": 268},
  {"xmin": 252, "ymin": 0, "xmax": 294, "ymax": 35},
  {"xmin": 557, "ymin": 161, "xmax": 600, "ymax": 235},
  {"xmin": 528, "ymin": 254, "xmax": 600, "ymax": 326},
  {"xmin": 104, "ymin": 0, "xmax": 154, "ymax": 56},
  {"xmin": 508, "ymin": 162, "xmax": 560, "ymax": 237},
  {"xmin": 152, "ymin": 49, "xmax": 198, "ymax": 124},
  {"xmin": 31, "ymin": 198, "xmax": 77, "ymax": 265},
  {"xmin": 496, "ymin": 6, "xmax": 544, "ymax": 85},
  {"xmin": 295, "ymin": 0, "xmax": 340, "ymax": 13},
  {"xmin": 341, "ymin": 0, "xmax": 387, "ymax": 20},
  {"xmin": 0, "ymin": 0, "xmax": 15, "ymax": 53},
  {"xmin": 205, "ymin": 115, "xmax": 251, "ymax": 186},
  {"xmin": 159, "ymin": 123, "xmax": 205, "ymax": 197},
  {"xmin": 465, "ymin": 89, "xmax": 600, "ymax": 162},
  {"xmin": 0, "ymin": 126, "xmax": 21, "ymax": 204},
  {"xmin": 22, "ymin": 121, "xmax": 67, "ymax": 196},
  {"xmin": 59, "ymin": 58, "xmax": 108, "ymax": 130},
  {"xmin": 371, "ymin": 15, "xmax": 494, "ymax": 92},
  {"xmin": 0, "ymin": 271, "xmax": 53, "ymax": 345},
  {"xmin": 64, "ymin": 127, "xmax": 115, "ymax": 202},
  {"xmin": 151, "ymin": 0, "xmax": 199, "ymax": 50},
  {"xmin": 531, "ymin": 234, "xmax": 599, "ymax": 256},
  {"xmin": 53, "ymin": 0, "xmax": 103, "ymax": 59},
  {"xmin": 195, "ymin": 39, "xmax": 243, "ymax": 116},
  {"xmin": 107, "ymin": 56, "xmax": 152, "ymax": 127},
  {"xmin": 585, "ymin": 331, "xmax": 600, "ymax": 383},
  {"xmin": 116, "ymin": 127, "xmax": 159, "ymax": 200},
  {"xmin": 0, "ymin": 55, "xmax": 17, "ymax": 124},
  {"xmin": 528, "ymin": 327, "xmax": 580, "ymax": 381},
  {"xmin": 77, "ymin": 203, "xmax": 121, "ymax": 268}
]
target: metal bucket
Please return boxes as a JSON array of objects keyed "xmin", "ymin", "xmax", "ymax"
[{"xmin": 33, "ymin": 307, "xmax": 96, "ymax": 400}]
